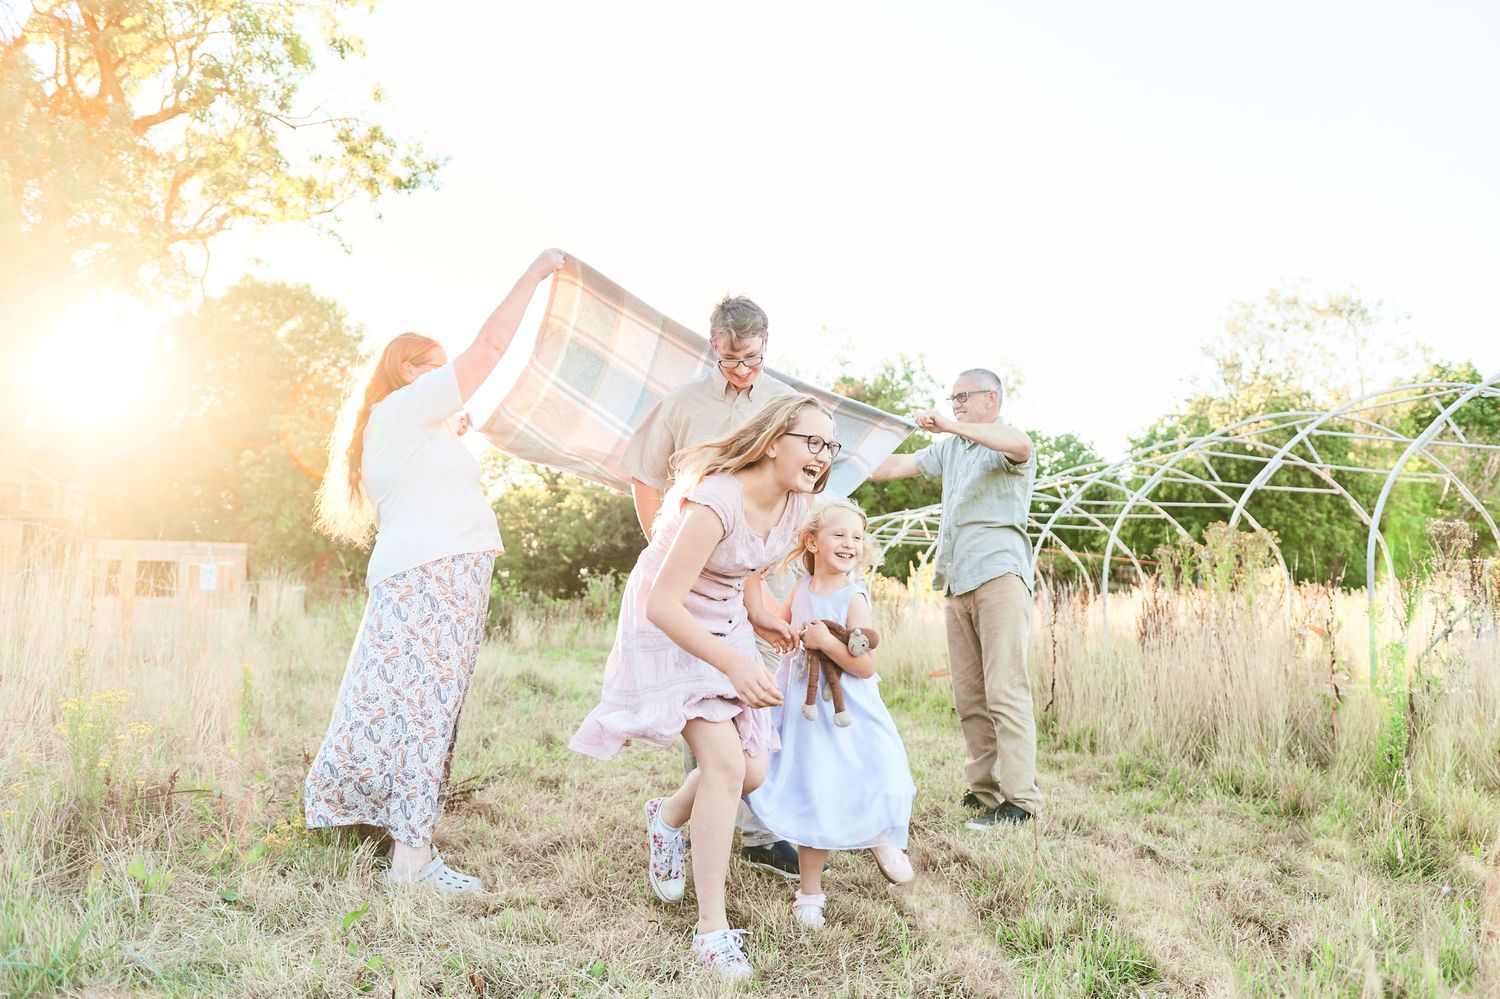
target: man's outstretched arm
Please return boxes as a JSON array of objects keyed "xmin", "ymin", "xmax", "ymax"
[
  {"xmin": 914, "ymin": 411, "xmax": 1032, "ymax": 464},
  {"xmin": 872, "ymin": 453, "xmax": 921, "ymax": 481}
]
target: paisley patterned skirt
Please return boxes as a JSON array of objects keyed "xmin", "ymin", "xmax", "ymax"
[{"xmin": 304, "ymin": 552, "xmax": 494, "ymax": 847}]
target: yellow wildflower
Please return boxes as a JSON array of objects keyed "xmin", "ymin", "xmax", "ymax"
[
  {"xmin": 130, "ymin": 723, "xmax": 153, "ymax": 737},
  {"xmin": 9, "ymin": 783, "xmax": 27, "ymax": 799},
  {"xmin": 225, "ymin": 742, "xmax": 238, "ymax": 758},
  {"xmin": 2, "ymin": 810, "xmax": 13, "ymax": 821}
]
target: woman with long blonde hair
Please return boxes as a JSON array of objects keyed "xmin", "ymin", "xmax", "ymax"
[
  {"xmin": 570, "ymin": 394, "xmax": 840, "ymax": 981},
  {"xmin": 304, "ymin": 249, "xmax": 565, "ymax": 892}
]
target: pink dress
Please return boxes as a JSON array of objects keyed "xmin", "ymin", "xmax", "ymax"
[{"xmin": 570, "ymin": 472, "xmax": 810, "ymax": 760}]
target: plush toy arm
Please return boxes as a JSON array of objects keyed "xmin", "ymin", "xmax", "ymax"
[
  {"xmin": 824, "ymin": 660, "xmax": 852, "ymax": 727},
  {"xmin": 802, "ymin": 650, "xmax": 821, "ymax": 721}
]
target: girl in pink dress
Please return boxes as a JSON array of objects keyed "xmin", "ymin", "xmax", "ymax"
[{"xmin": 571, "ymin": 394, "xmax": 839, "ymax": 982}]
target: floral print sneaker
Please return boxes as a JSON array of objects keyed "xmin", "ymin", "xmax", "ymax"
[
  {"xmin": 643, "ymin": 797, "xmax": 686, "ymax": 902},
  {"xmin": 692, "ymin": 927, "xmax": 753, "ymax": 981}
]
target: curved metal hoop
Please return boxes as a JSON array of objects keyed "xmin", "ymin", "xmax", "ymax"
[{"xmin": 868, "ymin": 373, "xmax": 1500, "ymax": 674}]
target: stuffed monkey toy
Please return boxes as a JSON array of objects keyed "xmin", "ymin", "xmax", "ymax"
[{"xmin": 799, "ymin": 620, "xmax": 880, "ymax": 727}]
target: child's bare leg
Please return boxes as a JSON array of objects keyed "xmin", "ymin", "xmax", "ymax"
[
  {"xmin": 798, "ymin": 847, "xmax": 829, "ymax": 895},
  {"xmin": 682, "ymin": 718, "xmax": 747, "ymax": 933},
  {"xmin": 660, "ymin": 738, "xmax": 766, "ymax": 829},
  {"xmin": 741, "ymin": 747, "xmax": 768, "ymax": 796},
  {"xmin": 660, "ymin": 767, "xmax": 700, "ymax": 829}
]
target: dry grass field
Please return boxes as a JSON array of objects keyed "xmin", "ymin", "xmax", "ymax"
[{"xmin": 2, "ymin": 551, "xmax": 1498, "ymax": 997}]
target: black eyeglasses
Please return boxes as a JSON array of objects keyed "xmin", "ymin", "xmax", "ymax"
[
  {"xmin": 783, "ymin": 433, "xmax": 842, "ymax": 458},
  {"xmin": 716, "ymin": 353, "xmax": 764, "ymax": 371},
  {"xmin": 946, "ymin": 389, "xmax": 997, "ymax": 405}
]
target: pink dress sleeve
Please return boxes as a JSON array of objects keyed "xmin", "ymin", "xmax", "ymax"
[{"xmin": 684, "ymin": 473, "xmax": 740, "ymax": 537}]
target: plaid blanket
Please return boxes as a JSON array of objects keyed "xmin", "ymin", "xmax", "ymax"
[{"xmin": 478, "ymin": 254, "xmax": 913, "ymax": 497}]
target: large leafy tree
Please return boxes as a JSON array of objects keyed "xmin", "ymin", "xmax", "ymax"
[
  {"xmin": 485, "ymin": 456, "xmax": 644, "ymax": 599},
  {"xmin": 1, "ymin": 0, "xmax": 435, "ymax": 560},
  {"xmin": 1112, "ymin": 289, "xmax": 1486, "ymax": 586},
  {"xmin": 0, "ymin": 0, "xmax": 436, "ymax": 415},
  {"xmin": 0, "ymin": 0, "xmax": 435, "ymax": 297},
  {"xmin": 81, "ymin": 278, "xmax": 364, "ymax": 575}
]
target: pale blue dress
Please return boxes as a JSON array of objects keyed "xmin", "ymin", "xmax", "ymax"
[{"xmin": 747, "ymin": 577, "xmax": 916, "ymax": 850}]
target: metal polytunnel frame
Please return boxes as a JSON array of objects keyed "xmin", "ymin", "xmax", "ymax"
[{"xmin": 867, "ymin": 372, "xmax": 1500, "ymax": 674}]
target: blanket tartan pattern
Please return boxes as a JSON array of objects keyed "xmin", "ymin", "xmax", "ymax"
[{"xmin": 478, "ymin": 254, "xmax": 914, "ymax": 497}]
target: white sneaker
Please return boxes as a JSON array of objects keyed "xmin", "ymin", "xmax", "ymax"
[
  {"xmin": 869, "ymin": 844, "xmax": 915, "ymax": 884},
  {"xmin": 792, "ymin": 891, "xmax": 826, "ymax": 928},
  {"xmin": 643, "ymin": 797, "xmax": 686, "ymax": 902},
  {"xmin": 692, "ymin": 927, "xmax": 753, "ymax": 981}
]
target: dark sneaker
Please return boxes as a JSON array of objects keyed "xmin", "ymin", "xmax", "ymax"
[
  {"xmin": 964, "ymin": 802, "xmax": 1032, "ymax": 830},
  {"xmin": 960, "ymin": 791, "xmax": 988, "ymax": 811},
  {"xmin": 739, "ymin": 840, "xmax": 801, "ymax": 879}
]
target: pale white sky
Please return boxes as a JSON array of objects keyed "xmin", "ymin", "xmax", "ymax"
[{"xmin": 217, "ymin": 0, "xmax": 1499, "ymax": 458}]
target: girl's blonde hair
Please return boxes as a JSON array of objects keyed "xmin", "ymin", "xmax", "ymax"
[
  {"xmin": 314, "ymin": 332, "xmax": 443, "ymax": 546},
  {"xmin": 663, "ymin": 395, "xmax": 835, "ymax": 515},
  {"xmin": 777, "ymin": 497, "xmax": 878, "ymax": 578}
]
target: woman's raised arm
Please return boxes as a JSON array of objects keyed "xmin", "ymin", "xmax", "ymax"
[{"xmin": 453, "ymin": 249, "xmax": 566, "ymax": 401}]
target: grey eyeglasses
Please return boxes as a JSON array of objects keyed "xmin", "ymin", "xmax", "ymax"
[
  {"xmin": 946, "ymin": 389, "xmax": 998, "ymax": 405},
  {"xmin": 716, "ymin": 353, "xmax": 764, "ymax": 371},
  {"xmin": 783, "ymin": 433, "xmax": 842, "ymax": 458}
]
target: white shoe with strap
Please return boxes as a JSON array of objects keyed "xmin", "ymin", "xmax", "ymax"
[
  {"xmin": 792, "ymin": 891, "xmax": 826, "ymax": 928},
  {"xmin": 378, "ymin": 847, "xmax": 483, "ymax": 893}
]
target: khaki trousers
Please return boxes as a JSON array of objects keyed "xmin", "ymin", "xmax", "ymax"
[{"xmin": 944, "ymin": 573, "xmax": 1043, "ymax": 817}]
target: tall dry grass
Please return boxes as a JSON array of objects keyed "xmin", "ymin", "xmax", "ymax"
[{"xmin": 2, "ymin": 524, "xmax": 1498, "ymax": 996}]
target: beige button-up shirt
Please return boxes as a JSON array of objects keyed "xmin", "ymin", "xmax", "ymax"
[
  {"xmin": 913, "ymin": 423, "xmax": 1036, "ymax": 596},
  {"xmin": 623, "ymin": 369, "xmax": 798, "ymax": 491}
]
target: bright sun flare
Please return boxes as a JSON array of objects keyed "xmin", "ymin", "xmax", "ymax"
[{"xmin": 27, "ymin": 296, "xmax": 163, "ymax": 427}]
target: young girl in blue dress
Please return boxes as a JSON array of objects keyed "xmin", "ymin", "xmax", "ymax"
[{"xmin": 747, "ymin": 498, "xmax": 917, "ymax": 928}]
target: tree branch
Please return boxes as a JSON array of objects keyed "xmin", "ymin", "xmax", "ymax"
[
  {"xmin": 131, "ymin": 90, "xmax": 219, "ymax": 135},
  {"xmin": 165, "ymin": 215, "xmax": 232, "ymax": 247},
  {"xmin": 80, "ymin": 8, "xmax": 126, "ymax": 111},
  {"xmin": 162, "ymin": 165, "xmax": 192, "ymax": 230}
]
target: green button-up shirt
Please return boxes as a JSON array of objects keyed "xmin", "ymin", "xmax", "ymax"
[{"xmin": 913, "ymin": 425, "xmax": 1036, "ymax": 596}]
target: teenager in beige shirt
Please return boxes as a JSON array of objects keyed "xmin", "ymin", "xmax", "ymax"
[{"xmin": 623, "ymin": 310, "xmax": 796, "ymax": 537}]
